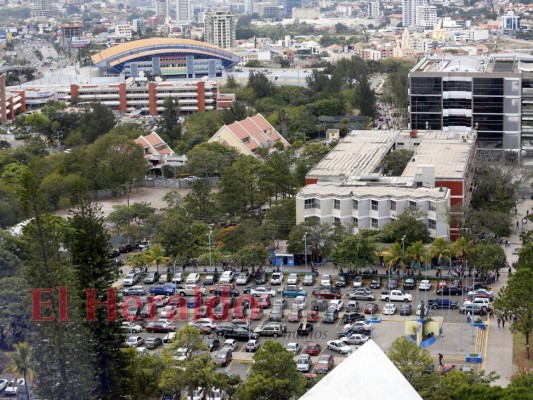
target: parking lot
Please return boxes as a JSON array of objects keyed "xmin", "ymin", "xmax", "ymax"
[{"xmin": 116, "ymin": 267, "xmax": 489, "ymax": 380}]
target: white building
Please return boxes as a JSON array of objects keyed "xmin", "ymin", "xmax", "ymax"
[
  {"xmin": 368, "ymin": 1, "xmax": 380, "ymax": 18},
  {"xmin": 292, "ymin": 7, "xmax": 320, "ymax": 19},
  {"xmin": 296, "ymin": 130, "xmax": 476, "ymax": 240},
  {"xmin": 204, "ymin": 11, "xmax": 236, "ymax": 49},
  {"xmin": 115, "ymin": 24, "xmax": 133, "ymax": 39},
  {"xmin": 415, "ymin": 5, "xmax": 437, "ymax": 29},
  {"xmin": 502, "ymin": 12, "xmax": 521, "ymax": 33},
  {"xmin": 402, "ymin": 0, "xmax": 425, "ymax": 27},
  {"xmin": 176, "ymin": 0, "xmax": 191, "ymax": 23}
]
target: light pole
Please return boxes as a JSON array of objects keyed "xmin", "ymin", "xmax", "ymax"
[
  {"xmin": 304, "ymin": 232, "xmax": 308, "ymax": 275},
  {"xmin": 401, "ymin": 235, "xmax": 406, "ymax": 259},
  {"xmin": 208, "ymin": 229, "xmax": 212, "ymax": 271}
]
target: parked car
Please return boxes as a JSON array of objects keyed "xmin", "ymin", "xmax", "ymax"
[
  {"xmin": 288, "ymin": 306, "xmax": 303, "ymax": 322},
  {"xmin": 436, "ymin": 286, "xmax": 463, "ymax": 296},
  {"xmin": 419, "ymin": 280, "xmax": 432, "ymax": 291},
  {"xmin": 340, "ymin": 333, "xmax": 369, "ymax": 345},
  {"xmin": 269, "ymin": 306, "xmax": 284, "ymax": 322},
  {"xmin": 297, "ymin": 321, "xmax": 314, "ymax": 336},
  {"xmin": 254, "ymin": 323, "xmax": 286, "ymax": 337},
  {"xmin": 363, "ymin": 303, "xmax": 379, "ymax": 314},
  {"xmin": 149, "ymin": 284, "xmax": 176, "ymax": 296},
  {"xmin": 370, "ymin": 278, "xmax": 381, "ymax": 289},
  {"xmin": 282, "ymin": 285, "xmax": 307, "ymax": 298},
  {"xmin": 205, "ymin": 338, "xmax": 220, "ymax": 352},
  {"xmin": 329, "ymin": 300, "xmax": 344, "ymax": 312},
  {"xmin": 153, "ymin": 295, "xmax": 169, "ymax": 307},
  {"xmin": 348, "ymin": 288, "xmax": 375, "ymax": 301},
  {"xmin": 327, "ymin": 340, "xmax": 353, "ymax": 355},
  {"xmin": 125, "ymin": 336, "xmax": 145, "ymax": 347},
  {"xmin": 335, "ymin": 274, "xmax": 347, "ymax": 287},
  {"xmin": 223, "ymin": 339, "xmax": 239, "ymax": 351},
  {"xmin": 293, "ymin": 295, "xmax": 307, "ymax": 310},
  {"xmin": 428, "ymin": 298, "xmax": 459, "ymax": 310},
  {"xmin": 387, "ymin": 279, "xmax": 399, "ymax": 290},
  {"xmin": 186, "ymin": 273, "xmax": 201, "ymax": 284},
  {"xmin": 236, "ymin": 272, "xmax": 250, "ymax": 285},
  {"xmin": 258, "ymin": 294, "xmax": 272, "ymax": 308},
  {"xmin": 342, "ymin": 311, "xmax": 365, "ymax": 323},
  {"xmin": 286, "ymin": 342, "xmax": 302, "ymax": 355},
  {"xmin": 123, "ymin": 285, "xmax": 146, "ymax": 296},
  {"xmin": 304, "ymin": 343, "xmax": 321, "ymax": 356},
  {"xmin": 399, "ymin": 304, "xmax": 412, "ymax": 316},
  {"xmin": 214, "ymin": 348, "xmax": 233, "ymax": 366},
  {"xmin": 219, "ymin": 271, "xmax": 234, "ymax": 284},
  {"xmin": 321, "ymin": 274, "xmax": 332, "ymax": 286},
  {"xmin": 313, "ymin": 288, "xmax": 341, "ymax": 299},
  {"xmin": 272, "ymin": 299, "xmax": 288, "ymax": 309},
  {"xmin": 203, "ymin": 274, "xmax": 219, "ymax": 286},
  {"xmin": 246, "ymin": 339, "xmax": 260, "ymax": 352},
  {"xmin": 314, "ymin": 354, "xmax": 334, "ymax": 373},
  {"xmin": 146, "ymin": 319, "xmax": 177, "ymax": 333},
  {"xmin": 144, "ymin": 272, "xmax": 160, "ymax": 284},
  {"xmin": 312, "ymin": 299, "xmax": 328, "ymax": 311},
  {"xmin": 352, "ymin": 276, "xmax": 364, "ymax": 288},
  {"xmin": 121, "ymin": 321, "xmax": 143, "ymax": 333},
  {"xmin": 123, "ymin": 272, "xmax": 140, "ymax": 286},
  {"xmin": 346, "ymin": 300, "xmax": 359, "ymax": 312},
  {"xmin": 250, "ymin": 286, "xmax": 277, "ymax": 297},
  {"xmin": 224, "ymin": 329, "xmax": 258, "ymax": 341},
  {"xmin": 297, "ymin": 354, "xmax": 312, "ymax": 372},
  {"xmin": 287, "ymin": 273, "xmax": 299, "ymax": 285},
  {"xmin": 145, "ymin": 337, "xmax": 163, "ymax": 350},
  {"xmin": 382, "ymin": 304, "xmax": 397, "ymax": 315},
  {"xmin": 270, "ymin": 272, "xmax": 283, "ymax": 285},
  {"xmin": 306, "ymin": 310, "xmax": 319, "ymax": 322},
  {"xmin": 172, "ymin": 272, "xmax": 183, "ymax": 284},
  {"xmin": 303, "ymin": 272, "xmax": 315, "ymax": 286},
  {"xmin": 323, "ymin": 308, "xmax": 338, "ymax": 323},
  {"xmin": 403, "ymin": 278, "xmax": 416, "ymax": 290}
]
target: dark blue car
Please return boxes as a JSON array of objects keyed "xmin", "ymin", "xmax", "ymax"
[{"xmin": 149, "ymin": 284, "xmax": 176, "ymax": 296}]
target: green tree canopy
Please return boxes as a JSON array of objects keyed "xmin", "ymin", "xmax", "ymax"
[
  {"xmin": 381, "ymin": 149, "xmax": 414, "ymax": 176},
  {"xmin": 234, "ymin": 245, "xmax": 270, "ymax": 268},
  {"xmin": 78, "ymin": 103, "xmax": 116, "ymax": 143},
  {"xmin": 387, "ymin": 336, "xmax": 434, "ymax": 384},
  {"xmin": 382, "ymin": 210, "xmax": 430, "ymax": 244},
  {"xmin": 332, "ymin": 233, "xmax": 378, "ymax": 269}
]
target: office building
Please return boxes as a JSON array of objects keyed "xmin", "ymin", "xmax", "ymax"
[
  {"xmin": 203, "ymin": 11, "xmax": 236, "ymax": 50},
  {"xmin": 415, "ymin": 5, "xmax": 437, "ymax": 29},
  {"xmin": 297, "ymin": 129, "xmax": 476, "ymax": 240},
  {"xmin": 257, "ymin": 3, "xmax": 281, "ymax": 18},
  {"xmin": 368, "ymin": 2, "xmax": 380, "ymax": 18},
  {"xmin": 245, "ymin": 0, "xmax": 254, "ymax": 15},
  {"xmin": 408, "ymin": 55, "xmax": 533, "ymax": 150},
  {"xmin": 176, "ymin": 0, "xmax": 191, "ymax": 24},
  {"xmin": 156, "ymin": 0, "xmax": 169, "ymax": 18},
  {"xmin": 402, "ymin": 0, "xmax": 425, "ymax": 27},
  {"xmin": 284, "ymin": 0, "xmax": 301, "ymax": 18},
  {"xmin": 502, "ymin": 12, "xmax": 520, "ymax": 34},
  {"xmin": 132, "ymin": 19, "xmax": 146, "ymax": 34},
  {"xmin": 115, "ymin": 24, "xmax": 133, "ymax": 39}
]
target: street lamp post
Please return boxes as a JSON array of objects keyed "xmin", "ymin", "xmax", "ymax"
[
  {"xmin": 208, "ymin": 229, "xmax": 212, "ymax": 271},
  {"xmin": 304, "ymin": 232, "xmax": 308, "ymax": 275}
]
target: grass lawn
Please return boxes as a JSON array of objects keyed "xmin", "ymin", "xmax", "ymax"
[{"xmin": 513, "ymin": 332, "xmax": 533, "ymax": 370}]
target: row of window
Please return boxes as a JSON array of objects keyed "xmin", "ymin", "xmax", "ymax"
[
  {"xmin": 306, "ymin": 198, "xmax": 437, "ymax": 211},
  {"xmin": 305, "ymin": 216, "xmax": 438, "ymax": 230}
]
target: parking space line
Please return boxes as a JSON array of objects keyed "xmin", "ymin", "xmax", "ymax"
[{"xmin": 225, "ymin": 361, "xmax": 233, "ymax": 371}]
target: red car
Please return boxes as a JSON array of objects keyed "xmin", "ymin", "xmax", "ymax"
[
  {"xmin": 314, "ymin": 354, "xmax": 334, "ymax": 374},
  {"xmin": 363, "ymin": 303, "xmax": 379, "ymax": 314},
  {"xmin": 258, "ymin": 295, "xmax": 271, "ymax": 309},
  {"xmin": 306, "ymin": 311, "xmax": 319, "ymax": 322},
  {"xmin": 305, "ymin": 343, "xmax": 322, "ymax": 356},
  {"xmin": 313, "ymin": 289, "xmax": 341, "ymax": 299},
  {"xmin": 146, "ymin": 319, "xmax": 176, "ymax": 333},
  {"xmin": 249, "ymin": 308, "xmax": 263, "ymax": 320}
]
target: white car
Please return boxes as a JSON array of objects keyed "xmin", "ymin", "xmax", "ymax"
[
  {"xmin": 223, "ymin": 339, "xmax": 239, "ymax": 351},
  {"xmin": 341, "ymin": 333, "xmax": 369, "ymax": 345},
  {"xmin": 250, "ymin": 286, "xmax": 277, "ymax": 297},
  {"xmin": 327, "ymin": 340, "xmax": 354, "ymax": 354},
  {"xmin": 352, "ymin": 276, "xmax": 364, "ymax": 288},
  {"xmin": 121, "ymin": 321, "xmax": 143, "ymax": 333},
  {"xmin": 187, "ymin": 387, "xmax": 204, "ymax": 400},
  {"xmin": 418, "ymin": 280, "xmax": 432, "ymax": 291},
  {"xmin": 123, "ymin": 272, "xmax": 140, "ymax": 286},
  {"xmin": 383, "ymin": 304, "xmax": 397, "ymax": 315},
  {"xmin": 0, "ymin": 379, "xmax": 8, "ymax": 392},
  {"xmin": 287, "ymin": 273, "xmax": 299, "ymax": 285},
  {"xmin": 220, "ymin": 271, "xmax": 234, "ymax": 283},
  {"xmin": 172, "ymin": 272, "xmax": 183, "ymax": 283},
  {"xmin": 286, "ymin": 342, "xmax": 302, "ymax": 355},
  {"xmin": 270, "ymin": 272, "xmax": 283, "ymax": 285},
  {"xmin": 125, "ymin": 336, "xmax": 145, "ymax": 347},
  {"xmin": 329, "ymin": 300, "xmax": 344, "ymax": 312},
  {"xmin": 321, "ymin": 274, "xmax": 332, "ymax": 286},
  {"xmin": 186, "ymin": 273, "xmax": 200, "ymax": 284},
  {"xmin": 189, "ymin": 318, "xmax": 217, "ymax": 330},
  {"xmin": 207, "ymin": 389, "xmax": 225, "ymax": 400},
  {"xmin": 4, "ymin": 379, "xmax": 24, "ymax": 396},
  {"xmin": 236, "ymin": 273, "xmax": 250, "ymax": 285},
  {"xmin": 176, "ymin": 347, "xmax": 192, "ymax": 361},
  {"xmin": 293, "ymin": 296, "xmax": 307, "ymax": 310},
  {"xmin": 163, "ymin": 332, "xmax": 176, "ymax": 344},
  {"xmin": 185, "ymin": 176, "xmax": 198, "ymax": 183},
  {"xmin": 344, "ymin": 321, "xmax": 372, "ymax": 331}
]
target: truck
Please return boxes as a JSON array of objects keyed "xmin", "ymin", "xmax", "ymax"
[{"xmin": 379, "ymin": 290, "xmax": 412, "ymax": 303}]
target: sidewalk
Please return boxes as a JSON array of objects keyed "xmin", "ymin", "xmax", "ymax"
[{"xmin": 482, "ymin": 198, "xmax": 532, "ymax": 387}]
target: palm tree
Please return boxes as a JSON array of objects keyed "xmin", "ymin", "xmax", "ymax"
[
  {"xmin": 126, "ymin": 251, "xmax": 147, "ymax": 273},
  {"xmin": 429, "ymin": 237, "xmax": 451, "ymax": 271},
  {"xmin": 3, "ymin": 342, "xmax": 34, "ymax": 400},
  {"xmin": 451, "ymin": 236, "xmax": 475, "ymax": 273},
  {"xmin": 406, "ymin": 241, "xmax": 426, "ymax": 271},
  {"xmin": 145, "ymin": 244, "xmax": 171, "ymax": 274},
  {"xmin": 385, "ymin": 242, "xmax": 405, "ymax": 269}
]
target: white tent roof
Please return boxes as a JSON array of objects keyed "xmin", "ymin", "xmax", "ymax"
[{"xmin": 299, "ymin": 340, "xmax": 423, "ymax": 400}]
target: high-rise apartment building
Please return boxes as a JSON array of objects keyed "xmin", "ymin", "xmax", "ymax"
[
  {"xmin": 176, "ymin": 0, "xmax": 191, "ymax": 23},
  {"xmin": 245, "ymin": 0, "xmax": 254, "ymax": 15},
  {"xmin": 156, "ymin": 0, "xmax": 169, "ymax": 18},
  {"xmin": 203, "ymin": 11, "xmax": 236, "ymax": 49},
  {"xmin": 408, "ymin": 55, "xmax": 533, "ymax": 150},
  {"xmin": 501, "ymin": 12, "xmax": 521, "ymax": 34},
  {"xmin": 368, "ymin": 2, "xmax": 380, "ymax": 18},
  {"xmin": 402, "ymin": 0, "xmax": 425, "ymax": 27},
  {"xmin": 415, "ymin": 5, "xmax": 437, "ymax": 29},
  {"xmin": 284, "ymin": 0, "xmax": 301, "ymax": 18}
]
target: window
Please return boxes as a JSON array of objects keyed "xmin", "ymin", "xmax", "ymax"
[
  {"xmin": 371, "ymin": 200, "xmax": 379, "ymax": 211},
  {"xmin": 371, "ymin": 218, "xmax": 379, "ymax": 228},
  {"xmin": 409, "ymin": 201, "xmax": 417, "ymax": 210},
  {"xmin": 353, "ymin": 199, "xmax": 358, "ymax": 210},
  {"xmin": 428, "ymin": 219, "xmax": 436, "ymax": 230},
  {"xmin": 305, "ymin": 216, "xmax": 320, "ymax": 223},
  {"xmin": 352, "ymin": 217, "xmax": 358, "ymax": 227},
  {"xmin": 390, "ymin": 200, "xmax": 396, "ymax": 211},
  {"xmin": 334, "ymin": 217, "xmax": 341, "ymax": 224},
  {"xmin": 304, "ymin": 198, "xmax": 318, "ymax": 209},
  {"xmin": 429, "ymin": 202, "xmax": 436, "ymax": 211},
  {"xmin": 334, "ymin": 199, "xmax": 340, "ymax": 210}
]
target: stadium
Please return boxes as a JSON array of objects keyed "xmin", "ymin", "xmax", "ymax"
[{"xmin": 91, "ymin": 38, "xmax": 241, "ymax": 79}]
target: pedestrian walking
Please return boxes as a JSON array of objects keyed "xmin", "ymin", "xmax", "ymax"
[
  {"xmin": 517, "ymin": 221, "xmax": 520, "ymax": 228},
  {"xmin": 467, "ymin": 312, "xmax": 471, "ymax": 323},
  {"xmin": 497, "ymin": 317, "xmax": 501, "ymax": 328},
  {"xmin": 439, "ymin": 326, "xmax": 443, "ymax": 338},
  {"xmin": 502, "ymin": 318, "xmax": 506, "ymax": 329},
  {"xmin": 438, "ymin": 353, "xmax": 443, "ymax": 366}
]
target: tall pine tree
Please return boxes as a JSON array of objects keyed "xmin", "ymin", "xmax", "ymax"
[
  {"xmin": 67, "ymin": 191, "xmax": 133, "ymax": 399},
  {"xmin": 20, "ymin": 171, "xmax": 95, "ymax": 399}
]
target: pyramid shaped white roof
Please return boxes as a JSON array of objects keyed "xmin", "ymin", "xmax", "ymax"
[{"xmin": 299, "ymin": 340, "xmax": 423, "ymax": 400}]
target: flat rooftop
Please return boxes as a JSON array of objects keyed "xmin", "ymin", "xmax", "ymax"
[
  {"xmin": 306, "ymin": 130, "xmax": 399, "ymax": 182},
  {"xmin": 411, "ymin": 54, "xmax": 533, "ymax": 75},
  {"xmin": 401, "ymin": 131, "xmax": 475, "ymax": 180},
  {"xmin": 299, "ymin": 183, "xmax": 449, "ymax": 200}
]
